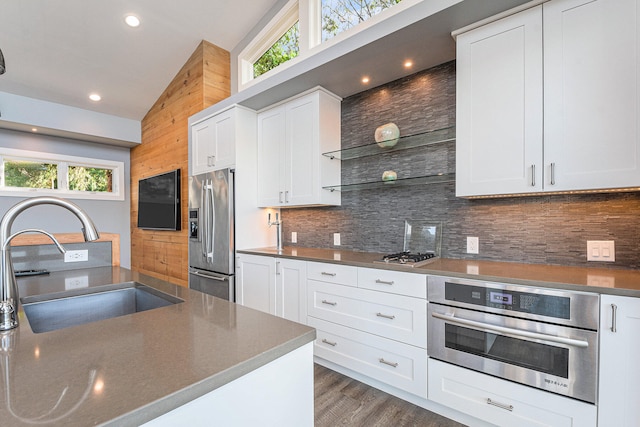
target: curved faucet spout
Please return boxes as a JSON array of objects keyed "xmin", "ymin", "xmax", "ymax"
[{"xmin": 0, "ymin": 197, "xmax": 100, "ymax": 331}]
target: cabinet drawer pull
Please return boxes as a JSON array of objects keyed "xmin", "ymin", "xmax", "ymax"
[
  {"xmin": 378, "ymin": 358, "xmax": 398, "ymax": 368},
  {"xmin": 530, "ymin": 164, "xmax": 535, "ymax": 187},
  {"xmin": 375, "ymin": 279, "xmax": 394, "ymax": 285},
  {"xmin": 321, "ymin": 339, "xmax": 337, "ymax": 347},
  {"xmin": 550, "ymin": 162, "xmax": 556, "ymax": 185},
  {"xmin": 611, "ymin": 303, "xmax": 618, "ymax": 333},
  {"xmin": 321, "ymin": 272, "xmax": 337, "ymax": 277},
  {"xmin": 376, "ymin": 312, "xmax": 396, "ymax": 320},
  {"xmin": 321, "ymin": 300, "xmax": 337, "ymax": 306},
  {"xmin": 486, "ymin": 398, "xmax": 513, "ymax": 412}
]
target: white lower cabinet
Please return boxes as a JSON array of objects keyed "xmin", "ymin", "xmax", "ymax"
[
  {"xmin": 307, "ymin": 280, "xmax": 426, "ymax": 347},
  {"xmin": 275, "ymin": 258, "xmax": 307, "ymax": 323},
  {"xmin": 235, "ymin": 254, "xmax": 276, "ymax": 315},
  {"xmin": 236, "ymin": 254, "xmax": 306, "ymax": 323},
  {"xmin": 307, "ymin": 265, "xmax": 428, "ymax": 398},
  {"xmin": 598, "ymin": 295, "xmax": 640, "ymax": 427},
  {"xmin": 309, "ymin": 317, "xmax": 427, "ymax": 397},
  {"xmin": 428, "ymin": 359, "xmax": 597, "ymax": 427}
]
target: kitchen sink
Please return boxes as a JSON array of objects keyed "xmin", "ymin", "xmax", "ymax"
[{"xmin": 21, "ymin": 282, "xmax": 183, "ymax": 333}]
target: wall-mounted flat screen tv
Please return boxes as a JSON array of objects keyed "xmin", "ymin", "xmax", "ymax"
[{"xmin": 137, "ymin": 169, "xmax": 181, "ymax": 230}]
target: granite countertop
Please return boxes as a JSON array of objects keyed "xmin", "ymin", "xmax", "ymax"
[
  {"xmin": 2, "ymin": 266, "xmax": 315, "ymax": 426},
  {"xmin": 239, "ymin": 246, "xmax": 640, "ymax": 297}
]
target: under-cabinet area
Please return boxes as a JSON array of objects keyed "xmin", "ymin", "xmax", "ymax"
[{"xmin": 237, "ymin": 249, "xmax": 640, "ymax": 427}]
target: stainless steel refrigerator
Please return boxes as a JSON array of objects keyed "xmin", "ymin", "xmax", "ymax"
[{"xmin": 188, "ymin": 168, "xmax": 234, "ymax": 301}]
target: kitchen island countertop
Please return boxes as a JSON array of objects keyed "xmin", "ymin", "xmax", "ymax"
[
  {"xmin": 239, "ymin": 246, "xmax": 640, "ymax": 297},
  {"xmin": 2, "ymin": 266, "xmax": 315, "ymax": 426}
]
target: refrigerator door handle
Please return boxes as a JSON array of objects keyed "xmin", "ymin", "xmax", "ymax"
[
  {"xmin": 189, "ymin": 269, "xmax": 228, "ymax": 282},
  {"xmin": 200, "ymin": 179, "xmax": 207, "ymax": 259},
  {"xmin": 204, "ymin": 179, "xmax": 215, "ymax": 262}
]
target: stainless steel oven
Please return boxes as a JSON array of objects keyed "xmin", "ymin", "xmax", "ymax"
[{"xmin": 427, "ymin": 276, "xmax": 599, "ymax": 403}]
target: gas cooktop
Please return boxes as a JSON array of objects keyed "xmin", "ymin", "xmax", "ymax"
[{"xmin": 374, "ymin": 251, "xmax": 438, "ymax": 268}]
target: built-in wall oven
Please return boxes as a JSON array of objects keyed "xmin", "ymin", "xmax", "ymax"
[{"xmin": 427, "ymin": 276, "xmax": 599, "ymax": 404}]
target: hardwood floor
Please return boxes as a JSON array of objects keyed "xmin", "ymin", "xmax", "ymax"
[{"xmin": 314, "ymin": 364, "xmax": 466, "ymax": 427}]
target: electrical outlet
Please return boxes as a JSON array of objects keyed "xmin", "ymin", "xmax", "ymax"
[
  {"xmin": 587, "ymin": 240, "xmax": 615, "ymax": 262},
  {"xmin": 291, "ymin": 231, "xmax": 297, "ymax": 243},
  {"xmin": 333, "ymin": 233, "xmax": 341, "ymax": 246},
  {"xmin": 65, "ymin": 276, "xmax": 89, "ymax": 289},
  {"xmin": 64, "ymin": 249, "xmax": 89, "ymax": 263},
  {"xmin": 467, "ymin": 237, "xmax": 479, "ymax": 254}
]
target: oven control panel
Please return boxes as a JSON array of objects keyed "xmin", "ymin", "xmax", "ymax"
[{"xmin": 446, "ymin": 283, "xmax": 571, "ymax": 320}]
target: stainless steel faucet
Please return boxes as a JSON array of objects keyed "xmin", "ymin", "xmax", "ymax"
[
  {"xmin": 0, "ymin": 197, "xmax": 100, "ymax": 331},
  {"xmin": 267, "ymin": 212, "xmax": 283, "ymax": 252}
]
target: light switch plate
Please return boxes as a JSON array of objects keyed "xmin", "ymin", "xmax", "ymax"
[
  {"xmin": 291, "ymin": 232, "xmax": 297, "ymax": 243},
  {"xmin": 587, "ymin": 240, "xmax": 615, "ymax": 262},
  {"xmin": 333, "ymin": 233, "xmax": 340, "ymax": 246}
]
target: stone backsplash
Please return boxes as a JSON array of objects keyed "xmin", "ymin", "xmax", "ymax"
[{"xmin": 280, "ymin": 61, "xmax": 640, "ymax": 270}]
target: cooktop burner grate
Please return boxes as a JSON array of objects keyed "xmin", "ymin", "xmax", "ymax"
[{"xmin": 374, "ymin": 251, "xmax": 438, "ymax": 268}]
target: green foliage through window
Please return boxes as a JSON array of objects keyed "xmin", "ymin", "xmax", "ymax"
[
  {"xmin": 253, "ymin": 21, "xmax": 300, "ymax": 78},
  {"xmin": 68, "ymin": 166, "xmax": 113, "ymax": 192},
  {"xmin": 322, "ymin": 0, "xmax": 402, "ymax": 41},
  {"xmin": 4, "ymin": 160, "xmax": 58, "ymax": 189}
]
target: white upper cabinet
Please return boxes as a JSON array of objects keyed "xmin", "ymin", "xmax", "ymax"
[
  {"xmin": 456, "ymin": 0, "xmax": 640, "ymax": 197},
  {"xmin": 456, "ymin": 5, "xmax": 543, "ymax": 197},
  {"xmin": 257, "ymin": 88, "xmax": 341, "ymax": 207},
  {"xmin": 190, "ymin": 106, "xmax": 252, "ymax": 175},
  {"xmin": 543, "ymin": 0, "xmax": 640, "ymax": 192}
]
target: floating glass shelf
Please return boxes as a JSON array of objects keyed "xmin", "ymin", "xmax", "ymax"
[
  {"xmin": 322, "ymin": 126, "xmax": 455, "ymax": 160},
  {"xmin": 323, "ymin": 173, "xmax": 455, "ymax": 192}
]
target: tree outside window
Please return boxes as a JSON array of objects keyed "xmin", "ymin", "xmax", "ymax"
[
  {"xmin": 253, "ymin": 21, "xmax": 300, "ymax": 78},
  {"xmin": 322, "ymin": 0, "xmax": 402, "ymax": 41},
  {"xmin": 4, "ymin": 160, "xmax": 58, "ymax": 189}
]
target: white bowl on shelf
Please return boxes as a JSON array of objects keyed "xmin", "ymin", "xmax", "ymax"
[{"xmin": 375, "ymin": 123, "xmax": 400, "ymax": 148}]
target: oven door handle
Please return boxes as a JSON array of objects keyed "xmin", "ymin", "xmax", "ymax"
[{"xmin": 431, "ymin": 312, "xmax": 589, "ymax": 348}]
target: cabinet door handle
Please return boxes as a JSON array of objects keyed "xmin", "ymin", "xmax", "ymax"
[
  {"xmin": 321, "ymin": 339, "xmax": 337, "ymax": 347},
  {"xmin": 611, "ymin": 303, "xmax": 618, "ymax": 333},
  {"xmin": 279, "ymin": 191, "xmax": 283, "ymax": 203},
  {"xmin": 285, "ymin": 190, "xmax": 289, "ymax": 203},
  {"xmin": 321, "ymin": 272, "xmax": 337, "ymax": 277},
  {"xmin": 375, "ymin": 279, "xmax": 394, "ymax": 285},
  {"xmin": 276, "ymin": 261, "xmax": 280, "ymax": 276},
  {"xmin": 376, "ymin": 312, "xmax": 396, "ymax": 320},
  {"xmin": 531, "ymin": 164, "xmax": 535, "ymax": 187},
  {"xmin": 379, "ymin": 358, "xmax": 398, "ymax": 368},
  {"xmin": 321, "ymin": 300, "xmax": 337, "ymax": 306},
  {"xmin": 550, "ymin": 162, "xmax": 556, "ymax": 185},
  {"xmin": 487, "ymin": 398, "xmax": 514, "ymax": 412}
]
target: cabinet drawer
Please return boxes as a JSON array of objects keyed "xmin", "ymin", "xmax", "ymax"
[
  {"xmin": 307, "ymin": 281, "xmax": 426, "ymax": 348},
  {"xmin": 428, "ymin": 359, "xmax": 596, "ymax": 427},
  {"xmin": 358, "ymin": 267, "xmax": 426, "ymax": 299},
  {"xmin": 309, "ymin": 317, "xmax": 427, "ymax": 398},
  {"xmin": 306, "ymin": 261, "xmax": 357, "ymax": 286}
]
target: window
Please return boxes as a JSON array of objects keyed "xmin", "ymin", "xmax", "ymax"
[
  {"xmin": 253, "ymin": 21, "xmax": 300, "ymax": 78},
  {"xmin": 238, "ymin": 0, "xmax": 406, "ymax": 89},
  {"xmin": 321, "ymin": 0, "xmax": 402, "ymax": 41},
  {"xmin": 0, "ymin": 148, "xmax": 125, "ymax": 200}
]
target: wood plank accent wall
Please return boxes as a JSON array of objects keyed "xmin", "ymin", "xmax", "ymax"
[{"xmin": 130, "ymin": 41, "xmax": 230, "ymax": 286}]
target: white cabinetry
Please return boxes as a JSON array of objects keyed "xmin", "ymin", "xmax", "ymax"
[
  {"xmin": 235, "ymin": 254, "xmax": 306, "ymax": 322},
  {"xmin": 428, "ymin": 359, "xmax": 596, "ymax": 427},
  {"xmin": 456, "ymin": 0, "xmax": 640, "ymax": 197},
  {"xmin": 235, "ymin": 254, "xmax": 275, "ymax": 314},
  {"xmin": 190, "ymin": 106, "xmax": 254, "ymax": 175},
  {"xmin": 307, "ymin": 263, "xmax": 428, "ymax": 397},
  {"xmin": 456, "ymin": 5, "xmax": 543, "ymax": 197},
  {"xmin": 257, "ymin": 88, "xmax": 341, "ymax": 207},
  {"xmin": 598, "ymin": 295, "xmax": 640, "ymax": 427}
]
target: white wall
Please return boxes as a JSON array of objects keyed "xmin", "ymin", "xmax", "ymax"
[{"xmin": 0, "ymin": 128, "xmax": 131, "ymax": 268}]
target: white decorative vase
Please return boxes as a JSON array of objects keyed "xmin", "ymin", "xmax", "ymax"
[{"xmin": 375, "ymin": 123, "xmax": 400, "ymax": 148}]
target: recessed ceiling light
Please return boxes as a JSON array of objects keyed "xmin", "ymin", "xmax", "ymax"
[
  {"xmin": 125, "ymin": 14, "xmax": 141, "ymax": 28},
  {"xmin": 362, "ymin": 76, "xmax": 370, "ymax": 84},
  {"xmin": 404, "ymin": 60, "xmax": 413, "ymax": 68},
  {"xmin": 89, "ymin": 93, "xmax": 102, "ymax": 102},
  {"xmin": 31, "ymin": 128, "xmax": 38, "ymax": 132}
]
